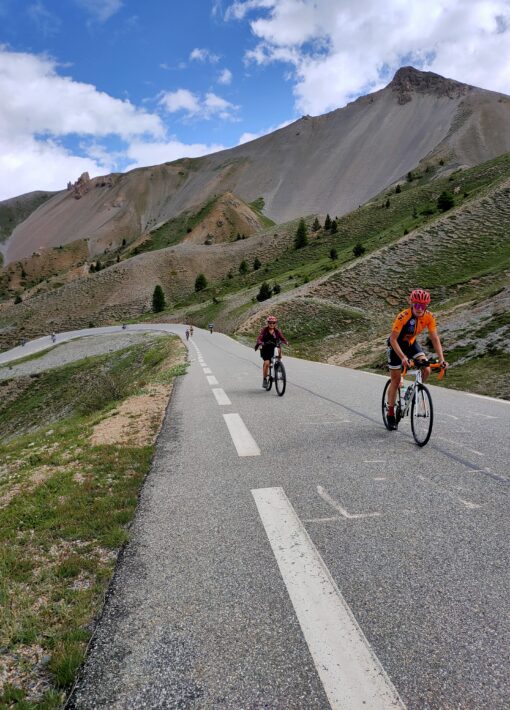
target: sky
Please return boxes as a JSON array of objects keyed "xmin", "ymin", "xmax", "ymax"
[{"xmin": 1, "ymin": 0, "xmax": 510, "ymax": 201}]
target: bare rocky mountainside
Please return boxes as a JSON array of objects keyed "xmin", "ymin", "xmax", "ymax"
[
  {"xmin": 1, "ymin": 66, "xmax": 509, "ymax": 397},
  {"xmin": 3, "ymin": 66, "xmax": 510, "ymax": 266}
]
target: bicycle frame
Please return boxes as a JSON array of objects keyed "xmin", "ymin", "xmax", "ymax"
[{"xmin": 399, "ymin": 360, "xmax": 445, "ymax": 419}]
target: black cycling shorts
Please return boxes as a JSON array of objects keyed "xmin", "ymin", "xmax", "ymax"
[
  {"xmin": 260, "ymin": 344, "xmax": 276, "ymax": 361},
  {"xmin": 387, "ymin": 340, "xmax": 424, "ymax": 369}
]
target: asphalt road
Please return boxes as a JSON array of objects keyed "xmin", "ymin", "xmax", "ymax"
[{"xmin": 3, "ymin": 326, "xmax": 509, "ymax": 708}]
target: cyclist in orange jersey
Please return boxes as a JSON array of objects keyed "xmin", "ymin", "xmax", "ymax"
[{"xmin": 386, "ymin": 289, "xmax": 448, "ymax": 430}]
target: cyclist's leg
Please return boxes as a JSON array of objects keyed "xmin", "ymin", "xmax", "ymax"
[
  {"xmin": 386, "ymin": 343, "xmax": 402, "ymax": 409},
  {"xmin": 410, "ymin": 342, "xmax": 430, "ymax": 381},
  {"xmin": 263, "ymin": 359, "xmax": 270, "ymax": 379}
]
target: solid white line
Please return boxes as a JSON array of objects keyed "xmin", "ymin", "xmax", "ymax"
[
  {"xmin": 465, "ymin": 391, "xmax": 510, "ymax": 405},
  {"xmin": 252, "ymin": 487, "xmax": 404, "ymax": 710},
  {"xmin": 223, "ymin": 413, "xmax": 260, "ymax": 457},
  {"xmin": 203, "ymin": 367, "xmax": 212, "ymax": 374},
  {"xmin": 212, "ymin": 388, "xmax": 232, "ymax": 406},
  {"xmin": 206, "ymin": 375, "xmax": 219, "ymax": 386},
  {"xmin": 317, "ymin": 486, "xmax": 381, "ymax": 519}
]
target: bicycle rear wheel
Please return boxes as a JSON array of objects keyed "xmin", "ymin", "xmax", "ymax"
[
  {"xmin": 410, "ymin": 384, "xmax": 433, "ymax": 446},
  {"xmin": 274, "ymin": 361, "xmax": 286, "ymax": 396},
  {"xmin": 266, "ymin": 368, "xmax": 273, "ymax": 391}
]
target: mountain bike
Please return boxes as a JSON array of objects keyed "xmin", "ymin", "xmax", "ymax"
[
  {"xmin": 382, "ymin": 359, "xmax": 445, "ymax": 446},
  {"xmin": 265, "ymin": 342, "xmax": 286, "ymax": 396}
]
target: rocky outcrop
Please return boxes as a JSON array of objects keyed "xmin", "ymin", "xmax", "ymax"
[
  {"xmin": 390, "ymin": 66, "xmax": 471, "ymax": 104},
  {"xmin": 68, "ymin": 172, "xmax": 91, "ymax": 199}
]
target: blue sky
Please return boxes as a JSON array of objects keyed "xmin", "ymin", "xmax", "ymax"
[{"xmin": 1, "ymin": 0, "xmax": 509, "ymax": 200}]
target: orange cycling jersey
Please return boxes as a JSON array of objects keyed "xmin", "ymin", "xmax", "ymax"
[{"xmin": 391, "ymin": 308, "xmax": 437, "ymax": 346}]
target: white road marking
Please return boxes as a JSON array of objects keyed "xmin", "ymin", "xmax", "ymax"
[
  {"xmin": 317, "ymin": 485, "xmax": 381, "ymax": 519},
  {"xmin": 443, "ymin": 413, "xmax": 459, "ymax": 420},
  {"xmin": 303, "ymin": 516, "xmax": 341, "ymax": 523},
  {"xmin": 206, "ymin": 375, "xmax": 219, "ymax": 386},
  {"xmin": 436, "ymin": 437, "xmax": 484, "ymax": 456},
  {"xmin": 203, "ymin": 367, "xmax": 212, "ymax": 374},
  {"xmin": 465, "ymin": 392, "xmax": 510, "ymax": 405},
  {"xmin": 374, "ymin": 477, "xmax": 387, "ymax": 481},
  {"xmin": 223, "ymin": 413, "xmax": 260, "ymax": 457},
  {"xmin": 364, "ymin": 459, "xmax": 386, "ymax": 463},
  {"xmin": 417, "ymin": 475, "xmax": 482, "ymax": 509},
  {"xmin": 475, "ymin": 413, "xmax": 498, "ymax": 419},
  {"xmin": 212, "ymin": 388, "xmax": 231, "ymax": 406},
  {"xmin": 252, "ymin": 487, "xmax": 404, "ymax": 710}
]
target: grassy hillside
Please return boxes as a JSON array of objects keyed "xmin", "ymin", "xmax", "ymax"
[{"xmin": 0, "ymin": 335, "xmax": 185, "ymax": 707}]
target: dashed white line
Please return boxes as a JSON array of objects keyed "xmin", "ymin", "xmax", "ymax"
[
  {"xmin": 206, "ymin": 375, "xmax": 219, "ymax": 386},
  {"xmin": 317, "ymin": 485, "xmax": 381, "ymax": 519},
  {"xmin": 252, "ymin": 487, "xmax": 404, "ymax": 710},
  {"xmin": 212, "ymin": 388, "xmax": 232, "ymax": 406},
  {"xmin": 223, "ymin": 413, "xmax": 260, "ymax": 456},
  {"xmin": 203, "ymin": 367, "xmax": 212, "ymax": 374}
]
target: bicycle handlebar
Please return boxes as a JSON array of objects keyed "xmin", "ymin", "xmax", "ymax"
[{"xmin": 402, "ymin": 359, "xmax": 446, "ymax": 380}]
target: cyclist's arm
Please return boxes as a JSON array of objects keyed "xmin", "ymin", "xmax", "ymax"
[
  {"xmin": 429, "ymin": 330, "xmax": 448, "ymax": 367},
  {"xmin": 389, "ymin": 330, "xmax": 410, "ymax": 367}
]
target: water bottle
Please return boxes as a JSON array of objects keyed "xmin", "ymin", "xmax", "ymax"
[{"xmin": 404, "ymin": 385, "xmax": 413, "ymax": 405}]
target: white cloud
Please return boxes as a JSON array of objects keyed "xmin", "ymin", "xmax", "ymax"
[
  {"xmin": 159, "ymin": 88, "xmax": 239, "ymax": 120},
  {"xmin": 124, "ymin": 139, "xmax": 226, "ymax": 171},
  {"xmin": 227, "ymin": 0, "xmax": 510, "ymax": 114},
  {"xmin": 190, "ymin": 47, "xmax": 220, "ymax": 63},
  {"xmin": 74, "ymin": 0, "xmax": 123, "ymax": 23},
  {"xmin": 218, "ymin": 68, "xmax": 233, "ymax": 84},
  {"xmin": 0, "ymin": 135, "xmax": 110, "ymax": 200},
  {"xmin": 27, "ymin": 1, "xmax": 61, "ymax": 36},
  {"xmin": 0, "ymin": 48, "xmax": 164, "ymax": 141},
  {"xmin": 159, "ymin": 88, "xmax": 201, "ymax": 114}
]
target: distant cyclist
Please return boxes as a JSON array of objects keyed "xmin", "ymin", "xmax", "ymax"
[
  {"xmin": 255, "ymin": 315, "xmax": 288, "ymax": 389},
  {"xmin": 386, "ymin": 289, "xmax": 448, "ymax": 430},
  {"xmin": 189, "ymin": 325, "xmax": 194, "ymax": 337},
  {"xmin": 50, "ymin": 331, "xmax": 56, "ymax": 343},
  {"xmin": 208, "ymin": 323, "xmax": 214, "ymax": 334},
  {"xmin": 185, "ymin": 328, "xmax": 190, "ymax": 341}
]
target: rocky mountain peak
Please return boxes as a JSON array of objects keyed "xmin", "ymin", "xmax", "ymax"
[{"xmin": 389, "ymin": 66, "xmax": 471, "ymax": 104}]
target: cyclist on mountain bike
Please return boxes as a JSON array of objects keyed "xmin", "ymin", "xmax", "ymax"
[
  {"xmin": 254, "ymin": 315, "xmax": 288, "ymax": 389},
  {"xmin": 386, "ymin": 289, "xmax": 448, "ymax": 430}
]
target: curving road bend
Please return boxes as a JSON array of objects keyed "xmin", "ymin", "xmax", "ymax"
[{"xmin": 3, "ymin": 326, "xmax": 509, "ymax": 708}]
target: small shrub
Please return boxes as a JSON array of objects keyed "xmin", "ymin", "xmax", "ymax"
[
  {"xmin": 437, "ymin": 191, "xmax": 454, "ymax": 212},
  {"xmin": 272, "ymin": 283, "xmax": 281, "ymax": 295},
  {"xmin": 312, "ymin": 217, "xmax": 321, "ymax": 232},
  {"xmin": 353, "ymin": 242, "xmax": 366, "ymax": 258},
  {"xmin": 253, "ymin": 257, "xmax": 261, "ymax": 271},
  {"xmin": 14, "ymin": 294, "xmax": 22, "ymax": 304},
  {"xmin": 385, "ymin": 198, "xmax": 391, "ymax": 209},
  {"xmin": 329, "ymin": 247, "xmax": 338, "ymax": 261},
  {"xmin": 404, "ymin": 228, "xmax": 409, "ymax": 235},
  {"xmin": 195, "ymin": 273, "xmax": 207, "ymax": 291},
  {"xmin": 239, "ymin": 260, "xmax": 248, "ymax": 275},
  {"xmin": 395, "ymin": 184, "xmax": 401, "ymax": 194}
]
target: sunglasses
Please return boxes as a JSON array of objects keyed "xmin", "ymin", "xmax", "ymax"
[{"xmin": 412, "ymin": 302, "xmax": 427, "ymax": 310}]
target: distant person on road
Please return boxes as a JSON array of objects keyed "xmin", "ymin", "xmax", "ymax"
[
  {"xmin": 189, "ymin": 325, "xmax": 194, "ymax": 337},
  {"xmin": 50, "ymin": 331, "xmax": 56, "ymax": 343},
  {"xmin": 385, "ymin": 289, "xmax": 448, "ymax": 430},
  {"xmin": 185, "ymin": 328, "xmax": 190, "ymax": 341},
  {"xmin": 208, "ymin": 323, "xmax": 214, "ymax": 333},
  {"xmin": 255, "ymin": 315, "xmax": 288, "ymax": 389}
]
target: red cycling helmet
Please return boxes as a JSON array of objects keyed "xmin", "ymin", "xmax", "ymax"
[
  {"xmin": 266, "ymin": 315, "xmax": 278, "ymax": 324},
  {"xmin": 410, "ymin": 288, "xmax": 431, "ymax": 305}
]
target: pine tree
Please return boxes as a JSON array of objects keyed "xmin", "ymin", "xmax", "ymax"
[
  {"xmin": 253, "ymin": 257, "xmax": 261, "ymax": 271},
  {"xmin": 395, "ymin": 184, "xmax": 401, "ymax": 193},
  {"xmin": 239, "ymin": 260, "xmax": 248, "ymax": 275},
  {"xmin": 324, "ymin": 214, "xmax": 331, "ymax": 230},
  {"xmin": 330, "ymin": 219, "xmax": 337, "ymax": 234},
  {"xmin": 272, "ymin": 283, "xmax": 281, "ymax": 295},
  {"xmin": 312, "ymin": 217, "xmax": 321, "ymax": 232},
  {"xmin": 294, "ymin": 219, "xmax": 308, "ymax": 249},
  {"xmin": 329, "ymin": 247, "xmax": 338, "ymax": 261},
  {"xmin": 152, "ymin": 284, "xmax": 166, "ymax": 312},
  {"xmin": 256, "ymin": 282, "xmax": 272, "ymax": 301},
  {"xmin": 437, "ymin": 191, "xmax": 454, "ymax": 212},
  {"xmin": 353, "ymin": 242, "xmax": 366, "ymax": 258}
]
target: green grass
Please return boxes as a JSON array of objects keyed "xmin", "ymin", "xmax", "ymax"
[
  {"xmin": 434, "ymin": 350, "xmax": 510, "ymax": 399},
  {"xmin": 0, "ymin": 335, "xmax": 186, "ymax": 706}
]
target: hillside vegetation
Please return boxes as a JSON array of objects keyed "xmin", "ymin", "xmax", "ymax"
[{"xmin": 0, "ymin": 335, "xmax": 185, "ymax": 707}]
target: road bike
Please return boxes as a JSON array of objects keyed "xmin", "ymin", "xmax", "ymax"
[
  {"xmin": 382, "ymin": 359, "xmax": 445, "ymax": 446},
  {"xmin": 264, "ymin": 343, "xmax": 286, "ymax": 396}
]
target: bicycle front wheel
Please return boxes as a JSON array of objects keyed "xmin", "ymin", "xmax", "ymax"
[
  {"xmin": 381, "ymin": 379, "xmax": 392, "ymax": 429},
  {"xmin": 275, "ymin": 361, "xmax": 286, "ymax": 396},
  {"xmin": 410, "ymin": 384, "xmax": 433, "ymax": 446}
]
